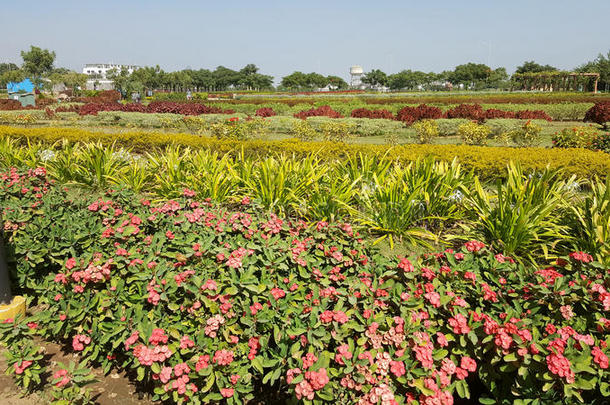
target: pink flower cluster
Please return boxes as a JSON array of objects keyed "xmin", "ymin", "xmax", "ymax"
[
  {"xmin": 72, "ymin": 334, "xmax": 91, "ymax": 351},
  {"xmin": 133, "ymin": 344, "xmax": 172, "ymax": 366}
]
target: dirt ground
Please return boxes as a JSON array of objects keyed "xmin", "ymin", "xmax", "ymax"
[{"xmin": 0, "ymin": 339, "xmax": 157, "ymax": 405}]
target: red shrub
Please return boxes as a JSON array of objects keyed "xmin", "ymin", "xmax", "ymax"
[
  {"xmin": 584, "ymin": 102, "xmax": 610, "ymax": 129},
  {"xmin": 514, "ymin": 110, "xmax": 552, "ymax": 121},
  {"xmin": 0, "ymin": 99, "xmax": 24, "ymax": 111},
  {"xmin": 445, "ymin": 104, "xmax": 485, "ymax": 121},
  {"xmin": 483, "ymin": 109, "xmax": 516, "ymax": 119},
  {"xmin": 76, "ymin": 90, "xmax": 121, "ymax": 104},
  {"xmin": 255, "ymin": 107, "xmax": 276, "ymax": 117},
  {"xmin": 78, "ymin": 101, "xmax": 235, "ymax": 116},
  {"xmin": 395, "ymin": 104, "xmax": 443, "ymax": 124},
  {"xmin": 294, "ymin": 105, "xmax": 343, "ymax": 119},
  {"xmin": 350, "ymin": 108, "xmax": 395, "ymax": 120}
]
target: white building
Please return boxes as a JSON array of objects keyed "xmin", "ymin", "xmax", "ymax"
[
  {"xmin": 82, "ymin": 63, "xmax": 140, "ymax": 90},
  {"xmin": 350, "ymin": 65, "xmax": 364, "ymax": 89}
]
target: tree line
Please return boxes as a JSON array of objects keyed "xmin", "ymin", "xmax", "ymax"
[{"xmin": 2, "ymin": 46, "xmax": 609, "ymax": 94}]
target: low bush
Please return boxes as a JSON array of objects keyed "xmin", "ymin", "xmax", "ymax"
[
  {"xmin": 1, "ymin": 169, "xmax": 609, "ymax": 404},
  {"xmin": 294, "ymin": 105, "xmax": 343, "ymax": 119},
  {"xmin": 552, "ymin": 126, "xmax": 601, "ymax": 149},
  {"xmin": 435, "ymin": 119, "xmax": 470, "ymax": 137},
  {"xmin": 3, "ymin": 126, "xmax": 610, "ymax": 179},
  {"xmin": 457, "ymin": 121, "xmax": 491, "ymax": 145},
  {"xmin": 396, "ymin": 104, "xmax": 444, "ymax": 124},
  {"xmin": 508, "ymin": 120, "xmax": 543, "ymax": 147},
  {"xmin": 412, "ymin": 119, "xmax": 439, "ymax": 144},
  {"xmin": 78, "ymin": 101, "xmax": 236, "ymax": 116},
  {"xmin": 350, "ymin": 108, "xmax": 395, "ymax": 120},
  {"xmin": 446, "ymin": 104, "xmax": 485, "ymax": 121},
  {"xmin": 584, "ymin": 101, "xmax": 610, "ymax": 129},
  {"xmin": 255, "ymin": 107, "xmax": 276, "ymax": 117}
]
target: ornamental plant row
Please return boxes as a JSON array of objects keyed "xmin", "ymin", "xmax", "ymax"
[{"xmin": 0, "ymin": 168, "xmax": 609, "ymax": 404}]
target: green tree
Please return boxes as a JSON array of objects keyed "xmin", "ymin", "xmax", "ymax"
[
  {"xmin": 515, "ymin": 61, "xmax": 558, "ymax": 74},
  {"xmin": 575, "ymin": 50, "xmax": 610, "ymax": 91},
  {"xmin": 361, "ymin": 69, "xmax": 388, "ymax": 87},
  {"xmin": 326, "ymin": 75, "xmax": 348, "ymax": 89},
  {"xmin": 448, "ymin": 63, "xmax": 492, "ymax": 86},
  {"xmin": 20, "ymin": 46, "xmax": 56, "ymax": 87}
]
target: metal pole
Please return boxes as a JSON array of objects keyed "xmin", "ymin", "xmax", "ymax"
[{"xmin": 0, "ymin": 213, "xmax": 12, "ymax": 304}]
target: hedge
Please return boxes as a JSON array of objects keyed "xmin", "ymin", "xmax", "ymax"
[{"xmin": 1, "ymin": 125, "xmax": 609, "ymax": 179}]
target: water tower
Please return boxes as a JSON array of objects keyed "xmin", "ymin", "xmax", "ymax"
[{"xmin": 350, "ymin": 65, "xmax": 363, "ymax": 88}]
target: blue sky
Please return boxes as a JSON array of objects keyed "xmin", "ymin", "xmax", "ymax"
[{"xmin": 1, "ymin": 0, "xmax": 609, "ymax": 81}]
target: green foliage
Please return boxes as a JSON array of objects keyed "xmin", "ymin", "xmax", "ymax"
[
  {"xmin": 1, "ymin": 168, "xmax": 609, "ymax": 404},
  {"xmin": 565, "ymin": 177, "xmax": 610, "ymax": 265},
  {"xmin": 509, "ymin": 120, "xmax": 543, "ymax": 147},
  {"xmin": 412, "ymin": 119, "xmax": 439, "ymax": 144},
  {"xmin": 290, "ymin": 119, "xmax": 317, "ymax": 141},
  {"xmin": 458, "ymin": 121, "xmax": 491, "ymax": 145},
  {"xmin": 462, "ymin": 163, "xmax": 572, "ymax": 262},
  {"xmin": 552, "ymin": 126, "xmax": 601, "ymax": 149},
  {"xmin": 319, "ymin": 121, "xmax": 354, "ymax": 143}
]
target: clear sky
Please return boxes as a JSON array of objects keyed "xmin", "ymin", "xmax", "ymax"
[{"xmin": 1, "ymin": 0, "xmax": 609, "ymax": 81}]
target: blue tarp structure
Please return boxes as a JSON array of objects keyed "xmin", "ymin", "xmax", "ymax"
[{"xmin": 7, "ymin": 78, "xmax": 34, "ymax": 93}]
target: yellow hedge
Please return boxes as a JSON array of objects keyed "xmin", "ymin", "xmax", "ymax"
[{"xmin": 1, "ymin": 125, "xmax": 609, "ymax": 179}]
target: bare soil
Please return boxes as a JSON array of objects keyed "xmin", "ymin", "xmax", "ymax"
[{"xmin": 0, "ymin": 339, "xmax": 158, "ymax": 405}]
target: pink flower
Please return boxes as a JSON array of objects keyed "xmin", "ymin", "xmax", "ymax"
[
  {"xmin": 333, "ymin": 311, "xmax": 348, "ymax": 324},
  {"xmin": 460, "ymin": 356, "xmax": 477, "ymax": 372},
  {"xmin": 220, "ymin": 387, "xmax": 234, "ymax": 398},
  {"xmin": 389, "ymin": 360, "xmax": 406, "ymax": 377},
  {"xmin": 149, "ymin": 329, "xmax": 168, "ymax": 346},
  {"xmin": 230, "ymin": 374, "xmax": 240, "ymax": 384},
  {"xmin": 14, "ymin": 360, "xmax": 33, "ymax": 375},
  {"xmin": 546, "ymin": 353, "xmax": 575, "ymax": 383},
  {"xmin": 320, "ymin": 310, "xmax": 334, "ymax": 323},
  {"xmin": 270, "ymin": 287, "xmax": 286, "ymax": 300},
  {"xmin": 592, "ymin": 346, "xmax": 609, "ymax": 369},
  {"xmin": 424, "ymin": 291, "xmax": 441, "ymax": 308},
  {"xmin": 53, "ymin": 369, "xmax": 70, "ymax": 388},
  {"xmin": 465, "ymin": 240, "xmax": 485, "ymax": 252},
  {"xmin": 397, "ymin": 257, "xmax": 414, "ymax": 272},
  {"xmin": 159, "ymin": 366, "xmax": 173, "ymax": 384},
  {"xmin": 65, "ymin": 257, "xmax": 77, "ymax": 269},
  {"xmin": 448, "ymin": 313, "xmax": 470, "ymax": 334},
  {"xmin": 213, "ymin": 349, "xmax": 234, "ymax": 366},
  {"xmin": 180, "ymin": 335, "xmax": 195, "ymax": 350},
  {"xmin": 72, "ymin": 334, "xmax": 90, "ymax": 352},
  {"xmin": 305, "ymin": 368, "xmax": 329, "ymax": 390},
  {"xmin": 436, "ymin": 332, "xmax": 449, "ymax": 347}
]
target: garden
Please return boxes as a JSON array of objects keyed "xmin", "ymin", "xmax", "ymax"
[{"xmin": 0, "ymin": 90, "xmax": 609, "ymax": 404}]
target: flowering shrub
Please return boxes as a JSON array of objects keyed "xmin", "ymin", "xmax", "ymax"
[
  {"xmin": 0, "ymin": 169, "xmax": 609, "ymax": 404},
  {"xmin": 552, "ymin": 126, "xmax": 601, "ymax": 149},
  {"xmin": 508, "ymin": 120, "xmax": 543, "ymax": 147},
  {"xmin": 294, "ymin": 105, "xmax": 343, "ymax": 119}
]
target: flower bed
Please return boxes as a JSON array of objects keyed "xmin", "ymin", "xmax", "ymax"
[{"xmin": 0, "ymin": 168, "xmax": 609, "ymax": 404}]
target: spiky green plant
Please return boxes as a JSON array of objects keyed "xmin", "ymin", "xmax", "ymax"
[
  {"xmin": 462, "ymin": 163, "xmax": 571, "ymax": 262},
  {"xmin": 566, "ymin": 177, "xmax": 610, "ymax": 265}
]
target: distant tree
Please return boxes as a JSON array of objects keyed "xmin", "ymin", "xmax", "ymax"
[
  {"xmin": 0, "ymin": 69, "xmax": 26, "ymax": 87},
  {"xmin": 47, "ymin": 71, "xmax": 87, "ymax": 93},
  {"xmin": 20, "ymin": 46, "xmax": 56, "ymax": 87},
  {"xmin": 305, "ymin": 72, "xmax": 328, "ymax": 88},
  {"xmin": 280, "ymin": 72, "xmax": 307, "ymax": 89},
  {"xmin": 361, "ymin": 69, "xmax": 388, "ymax": 87},
  {"xmin": 448, "ymin": 63, "xmax": 492, "ymax": 86},
  {"xmin": 575, "ymin": 50, "xmax": 610, "ymax": 91},
  {"xmin": 515, "ymin": 61, "xmax": 558, "ymax": 74},
  {"xmin": 0, "ymin": 63, "xmax": 19, "ymax": 76},
  {"xmin": 326, "ymin": 75, "xmax": 348, "ymax": 89}
]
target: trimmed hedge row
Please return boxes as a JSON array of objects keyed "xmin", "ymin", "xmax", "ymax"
[{"xmin": 2, "ymin": 126, "xmax": 610, "ymax": 179}]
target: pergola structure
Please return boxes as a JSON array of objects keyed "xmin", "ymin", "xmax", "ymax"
[{"xmin": 512, "ymin": 72, "xmax": 600, "ymax": 92}]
